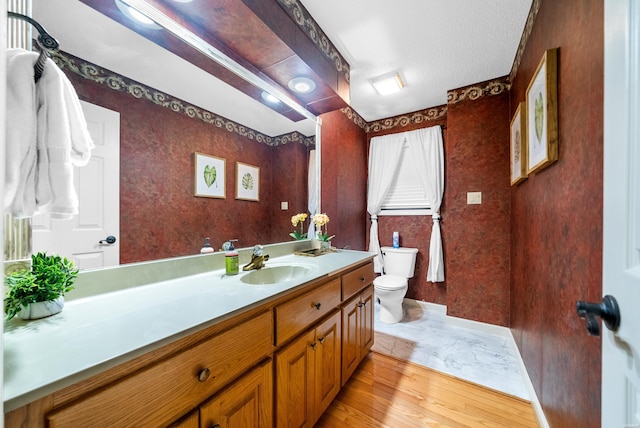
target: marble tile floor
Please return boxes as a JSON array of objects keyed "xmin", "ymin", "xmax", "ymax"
[{"xmin": 372, "ymin": 299, "xmax": 530, "ymax": 400}]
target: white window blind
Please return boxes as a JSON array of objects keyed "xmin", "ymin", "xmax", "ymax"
[{"xmin": 380, "ymin": 145, "xmax": 431, "ymax": 215}]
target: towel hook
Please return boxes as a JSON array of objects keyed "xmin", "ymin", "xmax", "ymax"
[{"xmin": 7, "ymin": 11, "xmax": 60, "ymax": 82}]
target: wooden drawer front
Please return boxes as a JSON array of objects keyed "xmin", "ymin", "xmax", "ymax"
[
  {"xmin": 275, "ymin": 278, "xmax": 341, "ymax": 346},
  {"xmin": 342, "ymin": 262, "xmax": 375, "ymax": 302},
  {"xmin": 47, "ymin": 311, "xmax": 273, "ymax": 428},
  {"xmin": 200, "ymin": 359, "xmax": 273, "ymax": 428}
]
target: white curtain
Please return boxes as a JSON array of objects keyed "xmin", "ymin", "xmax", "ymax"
[
  {"xmin": 307, "ymin": 149, "xmax": 317, "ymax": 239},
  {"xmin": 410, "ymin": 126, "xmax": 445, "ymax": 282},
  {"xmin": 366, "ymin": 133, "xmax": 406, "ymax": 272}
]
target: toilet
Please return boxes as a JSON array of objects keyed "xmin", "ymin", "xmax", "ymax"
[{"xmin": 373, "ymin": 246, "xmax": 418, "ymax": 323}]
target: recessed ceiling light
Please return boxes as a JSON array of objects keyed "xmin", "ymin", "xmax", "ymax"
[
  {"xmin": 288, "ymin": 77, "xmax": 316, "ymax": 94},
  {"xmin": 372, "ymin": 72, "xmax": 405, "ymax": 95},
  {"xmin": 172, "ymin": 0, "xmax": 194, "ymax": 3},
  {"xmin": 261, "ymin": 91, "xmax": 281, "ymax": 104},
  {"xmin": 115, "ymin": 0, "xmax": 162, "ymax": 29}
]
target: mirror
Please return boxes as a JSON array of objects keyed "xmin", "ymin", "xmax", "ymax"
[{"xmin": 25, "ymin": 0, "xmax": 321, "ymax": 268}]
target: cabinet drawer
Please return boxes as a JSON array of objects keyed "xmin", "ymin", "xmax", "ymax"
[
  {"xmin": 342, "ymin": 262, "xmax": 375, "ymax": 302},
  {"xmin": 47, "ymin": 311, "xmax": 273, "ymax": 428},
  {"xmin": 275, "ymin": 278, "xmax": 341, "ymax": 346}
]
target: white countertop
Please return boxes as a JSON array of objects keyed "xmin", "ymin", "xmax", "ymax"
[{"xmin": 3, "ymin": 248, "xmax": 373, "ymax": 411}]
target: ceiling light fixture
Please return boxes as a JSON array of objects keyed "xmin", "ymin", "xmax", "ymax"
[
  {"xmin": 288, "ymin": 77, "xmax": 316, "ymax": 94},
  {"xmin": 115, "ymin": 0, "xmax": 161, "ymax": 29},
  {"xmin": 261, "ymin": 91, "xmax": 281, "ymax": 104},
  {"xmin": 371, "ymin": 72, "xmax": 405, "ymax": 95}
]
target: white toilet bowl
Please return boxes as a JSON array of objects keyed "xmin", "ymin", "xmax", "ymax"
[
  {"xmin": 373, "ymin": 246, "xmax": 418, "ymax": 324},
  {"xmin": 374, "ymin": 274, "xmax": 408, "ymax": 323}
]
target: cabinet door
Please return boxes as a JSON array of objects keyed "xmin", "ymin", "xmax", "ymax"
[
  {"xmin": 359, "ymin": 285, "xmax": 374, "ymax": 355},
  {"xmin": 313, "ymin": 311, "xmax": 342, "ymax": 423},
  {"xmin": 200, "ymin": 359, "xmax": 273, "ymax": 428},
  {"xmin": 276, "ymin": 330, "xmax": 315, "ymax": 428},
  {"xmin": 169, "ymin": 410, "xmax": 199, "ymax": 428},
  {"xmin": 341, "ymin": 296, "xmax": 360, "ymax": 386}
]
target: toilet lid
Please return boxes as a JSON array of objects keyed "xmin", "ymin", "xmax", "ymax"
[{"xmin": 374, "ymin": 275, "xmax": 408, "ymax": 290}]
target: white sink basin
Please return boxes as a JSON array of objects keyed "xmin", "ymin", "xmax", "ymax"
[{"xmin": 240, "ymin": 264, "xmax": 314, "ymax": 285}]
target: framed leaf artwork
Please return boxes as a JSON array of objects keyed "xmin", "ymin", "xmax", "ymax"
[
  {"xmin": 236, "ymin": 162, "xmax": 259, "ymax": 201},
  {"xmin": 510, "ymin": 102, "xmax": 528, "ymax": 185},
  {"xmin": 526, "ymin": 48, "xmax": 559, "ymax": 174},
  {"xmin": 194, "ymin": 152, "xmax": 225, "ymax": 198}
]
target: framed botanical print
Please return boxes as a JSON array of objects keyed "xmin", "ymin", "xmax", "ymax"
[
  {"xmin": 194, "ymin": 152, "xmax": 225, "ymax": 198},
  {"xmin": 526, "ymin": 48, "xmax": 559, "ymax": 174},
  {"xmin": 510, "ymin": 102, "xmax": 528, "ymax": 185},
  {"xmin": 235, "ymin": 162, "xmax": 259, "ymax": 201}
]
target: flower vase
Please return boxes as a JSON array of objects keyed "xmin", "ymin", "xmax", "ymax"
[{"xmin": 320, "ymin": 241, "xmax": 331, "ymax": 251}]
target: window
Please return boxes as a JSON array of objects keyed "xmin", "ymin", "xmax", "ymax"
[{"xmin": 379, "ymin": 144, "xmax": 432, "ymax": 216}]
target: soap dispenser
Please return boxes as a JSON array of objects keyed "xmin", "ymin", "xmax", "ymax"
[
  {"xmin": 200, "ymin": 237, "xmax": 214, "ymax": 254},
  {"xmin": 224, "ymin": 239, "xmax": 239, "ymax": 275}
]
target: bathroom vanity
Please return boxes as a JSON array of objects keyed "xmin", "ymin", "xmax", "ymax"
[{"xmin": 4, "ymin": 242, "xmax": 375, "ymax": 427}]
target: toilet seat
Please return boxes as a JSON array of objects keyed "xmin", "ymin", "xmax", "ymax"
[{"xmin": 373, "ymin": 275, "xmax": 408, "ymax": 291}]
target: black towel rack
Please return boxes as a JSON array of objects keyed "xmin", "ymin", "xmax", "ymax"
[{"xmin": 7, "ymin": 11, "xmax": 60, "ymax": 83}]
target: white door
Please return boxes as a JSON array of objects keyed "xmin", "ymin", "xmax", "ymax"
[
  {"xmin": 602, "ymin": 0, "xmax": 640, "ymax": 425},
  {"xmin": 32, "ymin": 101, "xmax": 120, "ymax": 270}
]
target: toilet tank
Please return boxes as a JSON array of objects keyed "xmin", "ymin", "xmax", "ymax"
[{"xmin": 381, "ymin": 246, "xmax": 419, "ymax": 278}]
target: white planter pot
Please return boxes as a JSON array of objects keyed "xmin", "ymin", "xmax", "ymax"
[{"xmin": 18, "ymin": 297, "xmax": 64, "ymax": 320}]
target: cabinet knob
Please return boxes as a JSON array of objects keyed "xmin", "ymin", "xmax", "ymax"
[
  {"xmin": 310, "ymin": 342, "xmax": 317, "ymax": 350},
  {"xmin": 211, "ymin": 425, "xmax": 220, "ymax": 428},
  {"xmin": 318, "ymin": 337, "xmax": 325, "ymax": 344},
  {"xmin": 360, "ymin": 276, "xmax": 365, "ymax": 282},
  {"xmin": 314, "ymin": 302, "xmax": 321, "ymax": 310},
  {"xmin": 197, "ymin": 368, "xmax": 211, "ymax": 382},
  {"xmin": 357, "ymin": 302, "xmax": 364, "ymax": 308}
]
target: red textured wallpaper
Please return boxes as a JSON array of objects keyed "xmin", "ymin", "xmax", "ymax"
[
  {"xmin": 320, "ymin": 110, "xmax": 368, "ymax": 251},
  {"xmin": 509, "ymin": 1, "xmax": 604, "ymax": 427},
  {"xmin": 66, "ymin": 64, "xmax": 310, "ymax": 264},
  {"xmin": 270, "ymin": 142, "xmax": 310, "ymax": 243},
  {"xmin": 445, "ymin": 92, "xmax": 511, "ymax": 326}
]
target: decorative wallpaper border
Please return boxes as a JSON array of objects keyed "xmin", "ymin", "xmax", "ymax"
[
  {"xmin": 365, "ymin": 106, "xmax": 448, "ymax": 133},
  {"xmin": 54, "ymin": 51, "xmax": 315, "ymax": 147},
  {"xmin": 447, "ymin": 76, "xmax": 511, "ymax": 105},
  {"xmin": 277, "ymin": 0, "xmax": 351, "ymax": 84},
  {"xmin": 340, "ymin": 105, "xmax": 448, "ymax": 133},
  {"xmin": 509, "ymin": 0, "xmax": 541, "ymax": 82}
]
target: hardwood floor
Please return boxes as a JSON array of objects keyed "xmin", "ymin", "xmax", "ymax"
[{"xmin": 315, "ymin": 352, "xmax": 539, "ymax": 428}]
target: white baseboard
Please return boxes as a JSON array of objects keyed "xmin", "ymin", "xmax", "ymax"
[
  {"xmin": 403, "ymin": 298, "xmax": 550, "ymax": 427},
  {"xmin": 403, "ymin": 298, "xmax": 446, "ymax": 314}
]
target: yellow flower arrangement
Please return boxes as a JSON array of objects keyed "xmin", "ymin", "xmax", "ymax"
[
  {"xmin": 289, "ymin": 213, "xmax": 308, "ymax": 240},
  {"xmin": 313, "ymin": 213, "xmax": 334, "ymax": 242}
]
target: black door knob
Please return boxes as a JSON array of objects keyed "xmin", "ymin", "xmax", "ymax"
[
  {"xmin": 576, "ymin": 295, "xmax": 621, "ymax": 336},
  {"xmin": 99, "ymin": 235, "xmax": 117, "ymax": 245}
]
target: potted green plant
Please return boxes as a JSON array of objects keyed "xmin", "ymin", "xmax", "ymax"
[{"xmin": 4, "ymin": 252, "xmax": 78, "ymax": 320}]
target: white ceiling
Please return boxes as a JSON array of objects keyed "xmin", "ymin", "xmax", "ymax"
[
  {"xmin": 33, "ymin": 0, "xmax": 532, "ymax": 134},
  {"xmin": 301, "ymin": 0, "xmax": 532, "ymax": 122}
]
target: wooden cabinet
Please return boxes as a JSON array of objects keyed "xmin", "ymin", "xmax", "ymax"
[
  {"xmin": 200, "ymin": 359, "xmax": 273, "ymax": 428},
  {"xmin": 46, "ymin": 311, "xmax": 273, "ymax": 428},
  {"xmin": 341, "ymin": 285, "xmax": 374, "ymax": 385},
  {"xmin": 8, "ymin": 259, "xmax": 375, "ymax": 428},
  {"xmin": 275, "ymin": 311, "xmax": 341, "ymax": 428}
]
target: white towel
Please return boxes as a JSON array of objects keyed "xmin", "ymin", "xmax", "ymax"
[
  {"xmin": 35, "ymin": 56, "xmax": 94, "ymax": 219},
  {"xmin": 5, "ymin": 49, "xmax": 38, "ymax": 217}
]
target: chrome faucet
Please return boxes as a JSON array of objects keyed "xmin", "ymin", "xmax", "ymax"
[{"xmin": 242, "ymin": 245, "xmax": 270, "ymax": 271}]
